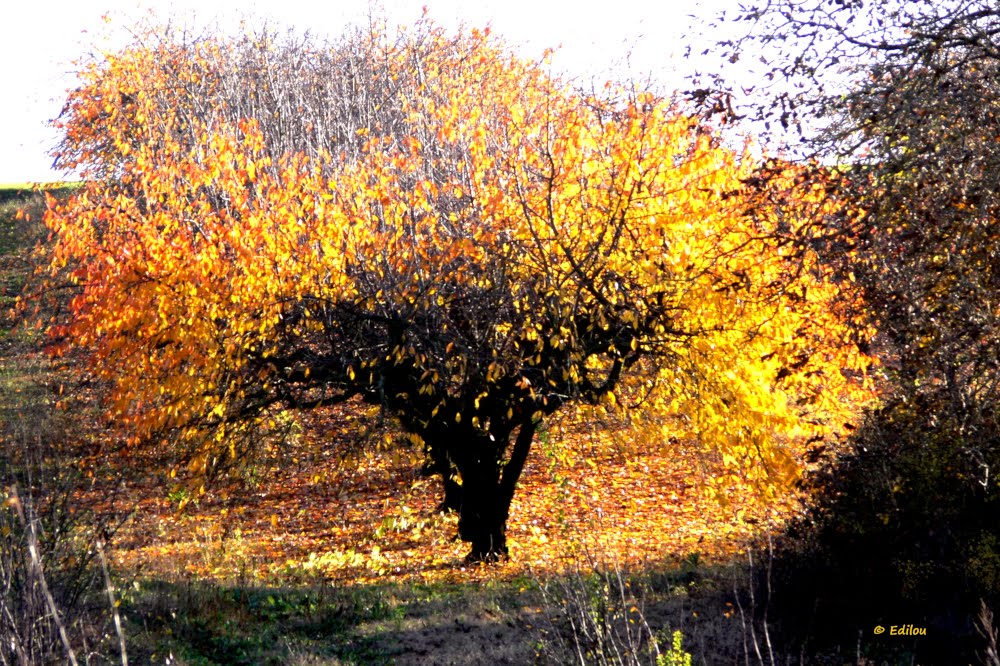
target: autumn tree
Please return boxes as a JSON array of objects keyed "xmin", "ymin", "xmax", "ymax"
[
  {"xmin": 43, "ymin": 18, "xmax": 870, "ymax": 562},
  {"xmin": 707, "ymin": 0, "xmax": 1000, "ymax": 657}
]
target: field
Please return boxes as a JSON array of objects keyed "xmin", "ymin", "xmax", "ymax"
[{"xmin": 0, "ymin": 187, "xmax": 816, "ymax": 664}]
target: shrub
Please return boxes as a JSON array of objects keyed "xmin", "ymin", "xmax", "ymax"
[
  {"xmin": 768, "ymin": 391, "xmax": 1000, "ymax": 663},
  {"xmin": 534, "ymin": 559, "xmax": 665, "ymax": 666}
]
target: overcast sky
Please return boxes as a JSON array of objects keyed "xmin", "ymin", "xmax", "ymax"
[{"xmin": 0, "ymin": 0, "xmax": 733, "ymax": 183}]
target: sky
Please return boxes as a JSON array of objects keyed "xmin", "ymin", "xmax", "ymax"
[{"xmin": 0, "ymin": 0, "xmax": 733, "ymax": 184}]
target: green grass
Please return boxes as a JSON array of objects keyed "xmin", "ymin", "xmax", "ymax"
[
  {"xmin": 0, "ymin": 180, "xmax": 82, "ymax": 191},
  {"xmin": 0, "ymin": 182, "xmax": 37, "ymax": 192},
  {"xmin": 105, "ymin": 553, "xmax": 776, "ymax": 666},
  {"xmin": 0, "ymin": 186, "xmax": 78, "ymax": 325},
  {"xmin": 0, "ymin": 195, "xmax": 43, "ymax": 333},
  {"xmin": 122, "ymin": 580, "xmax": 394, "ymax": 665},
  {"xmin": 0, "ymin": 181, "xmax": 81, "ymax": 206},
  {"xmin": 118, "ymin": 576, "xmax": 545, "ymax": 665}
]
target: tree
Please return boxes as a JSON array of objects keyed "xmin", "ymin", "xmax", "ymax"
[
  {"xmin": 43, "ymin": 18, "xmax": 871, "ymax": 562},
  {"xmin": 708, "ymin": 0, "xmax": 1000, "ymax": 657}
]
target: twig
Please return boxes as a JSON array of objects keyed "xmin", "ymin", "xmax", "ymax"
[
  {"xmin": 97, "ymin": 539, "xmax": 128, "ymax": 666},
  {"xmin": 977, "ymin": 600, "xmax": 1000, "ymax": 666},
  {"xmin": 762, "ymin": 536, "xmax": 776, "ymax": 666},
  {"xmin": 745, "ymin": 548, "xmax": 765, "ymax": 664},
  {"xmin": 13, "ymin": 486, "xmax": 79, "ymax": 666},
  {"xmin": 733, "ymin": 562, "xmax": 751, "ymax": 666}
]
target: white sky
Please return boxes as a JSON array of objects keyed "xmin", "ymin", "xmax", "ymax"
[{"xmin": 1, "ymin": 0, "xmax": 733, "ymax": 183}]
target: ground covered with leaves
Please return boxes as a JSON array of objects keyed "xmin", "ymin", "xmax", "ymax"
[{"xmin": 83, "ymin": 400, "xmax": 802, "ymax": 588}]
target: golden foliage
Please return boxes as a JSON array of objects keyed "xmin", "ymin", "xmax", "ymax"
[{"xmin": 44, "ymin": 18, "xmax": 874, "ymax": 537}]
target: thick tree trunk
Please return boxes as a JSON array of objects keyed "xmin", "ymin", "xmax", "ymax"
[
  {"xmin": 452, "ymin": 420, "xmax": 537, "ymax": 563},
  {"xmin": 458, "ymin": 474, "xmax": 509, "ymax": 562},
  {"xmin": 440, "ymin": 473, "xmax": 462, "ymax": 514}
]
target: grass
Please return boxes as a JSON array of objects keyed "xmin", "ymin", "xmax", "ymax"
[
  {"xmin": 121, "ymin": 577, "xmax": 519, "ymax": 665},
  {"xmin": 0, "ymin": 193, "xmax": 55, "ymax": 349},
  {"xmin": 0, "ymin": 181, "xmax": 82, "ymax": 191},
  {"xmin": 113, "ymin": 559, "xmax": 760, "ymax": 665},
  {"xmin": 122, "ymin": 580, "xmax": 400, "ymax": 664},
  {"xmin": 0, "ymin": 181, "xmax": 81, "ymax": 206}
]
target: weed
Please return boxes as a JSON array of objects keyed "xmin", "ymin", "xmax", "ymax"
[
  {"xmin": 0, "ymin": 360, "xmax": 124, "ymax": 663},
  {"xmin": 657, "ymin": 630, "xmax": 692, "ymax": 666}
]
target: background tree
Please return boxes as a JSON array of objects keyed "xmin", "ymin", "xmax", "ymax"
[
  {"xmin": 43, "ymin": 18, "xmax": 871, "ymax": 562},
  {"xmin": 708, "ymin": 0, "xmax": 1000, "ymax": 658}
]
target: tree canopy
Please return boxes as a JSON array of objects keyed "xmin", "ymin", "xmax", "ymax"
[{"xmin": 42, "ymin": 18, "xmax": 872, "ymax": 561}]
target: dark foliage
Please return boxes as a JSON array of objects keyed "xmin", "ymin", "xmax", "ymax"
[{"xmin": 769, "ymin": 393, "xmax": 1000, "ymax": 662}]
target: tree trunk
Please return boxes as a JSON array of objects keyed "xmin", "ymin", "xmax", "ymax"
[
  {"xmin": 452, "ymin": 420, "xmax": 537, "ymax": 563},
  {"xmin": 458, "ymin": 472, "xmax": 509, "ymax": 562},
  {"xmin": 440, "ymin": 473, "xmax": 462, "ymax": 514}
]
